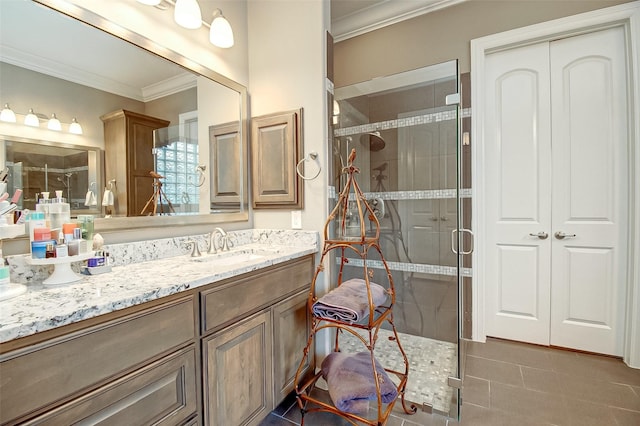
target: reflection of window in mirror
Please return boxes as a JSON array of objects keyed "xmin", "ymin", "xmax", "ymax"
[{"xmin": 153, "ymin": 114, "xmax": 200, "ymax": 216}]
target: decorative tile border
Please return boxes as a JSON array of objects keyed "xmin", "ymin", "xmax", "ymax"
[
  {"xmin": 334, "ymin": 109, "xmax": 459, "ymax": 138},
  {"xmin": 333, "ymin": 106, "xmax": 471, "ymax": 138},
  {"xmin": 337, "ymin": 257, "xmax": 472, "ymax": 277},
  {"xmin": 328, "ymin": 186, "xmax": 472, "ymax": 201}
]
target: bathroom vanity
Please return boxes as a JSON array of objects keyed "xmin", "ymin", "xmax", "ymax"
[{"xmin": 0, "ymin": 230, "xmax": 317, "ymax": 426}]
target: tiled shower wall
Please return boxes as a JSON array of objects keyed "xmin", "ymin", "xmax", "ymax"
[{"xmin": 331, "ymin": 71, "xmax": 474, "ymax": 342}]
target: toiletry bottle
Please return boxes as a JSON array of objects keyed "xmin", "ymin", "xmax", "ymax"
[
  {"xmin": 45, "ymin": 242, "xmax": 56, "ymax": 258},
  {"xmin": 62, "ymin": 223, "xmax": 77, "ymax": 244},
  {"xmin": 74, "ymin": 227, "xmax": 87, "ymax": 254},
  {"xmin": 56, "ymin": 232, "xmax": 69, "ymax": 257},
  {"xmin": 28, "ymin": 212, "xmax": 46, "ymax": 242}
]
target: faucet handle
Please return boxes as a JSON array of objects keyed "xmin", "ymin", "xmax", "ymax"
[
  {"xmin": 221, "ymin": 235, "xmax": 233, "ymax": 251},
  {"xmin": 186, "ymin": 240, "xmax": 202, "ymax": 257},
  {"xmin": 207, "ymin": 238, "xmax": 218, "ymax": 254}
]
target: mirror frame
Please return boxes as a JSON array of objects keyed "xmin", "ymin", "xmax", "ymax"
[{"xmin": 33, "ymin": 0, "xmax": 249, "ymax": 232}]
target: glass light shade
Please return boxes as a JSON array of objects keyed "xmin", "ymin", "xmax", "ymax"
[
  {"xmin": 0, "ymin": 104, "xmax": 17, "ymax": 123},
  {"xmin": 69, "ymin": 117, "xmax": 83, "ymax": 135},
  {"xmin": 174, "ymin": 0, "xmax": 202, "ymax": 29},
  {"xmin": 209, "ymin": 9, "xmax": 234, "ymax": 48},
  {"xmin": 24, "ymin": 109, "xmax": 39, "ymax": 127},
  {"xmin": 47, "ymin": 113, "xmax": 62, "ymax": 131},
  {"xmin": 137, "ymin": 0, "xmax": 162, "ymax": 5}
]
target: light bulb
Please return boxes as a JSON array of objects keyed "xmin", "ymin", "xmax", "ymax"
[
  {"xmin": 24, "ymin": 109, "xmax": 39, "ymax": 127},
  {"xmin": 0, "ymin": 104, "xmax": 16, "ymax": 123},
  {"xmin": 209, "ymin": 9, "xmax": 234, "ymax": 48},
  {"xmin": 69, "ymin": 117, "xmax": 83, "ymax": 135},
  {"xmin": 48, "ymin": 113, "xmax": 62, "ymax": 131},
  {"xmin": 174, "ymin": 0, "xmax": 202, "ymax": 29}
]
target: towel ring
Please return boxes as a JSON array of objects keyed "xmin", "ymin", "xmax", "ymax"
[{"xmin": 296, "ymin": 152, "xmax": 321, "ymax": 180}]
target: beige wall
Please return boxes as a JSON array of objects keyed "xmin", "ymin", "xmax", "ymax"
[
  {"xmin": 249, "ymin": 0, "xmax": 330, "ymax": 233},
  {"xmin": 333, "ymin": 0, "xmax": 633, "ymax": 87}
]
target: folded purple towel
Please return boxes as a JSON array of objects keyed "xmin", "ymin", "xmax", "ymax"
[
  {"xmin": 312, "ymin": 278, "xmax": 387, "ymax": 323},
  {"xmin": 321, "ymin": 351, "xmax": 398, "ymax": 414}
]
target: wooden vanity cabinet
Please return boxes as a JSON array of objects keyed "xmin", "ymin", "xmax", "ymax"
[
  {"xmin": 272, "ymin": 290, "xmax": 312, "ymax": 404},
  {"xmin": 0, "ymin": 294, "xmax": 199, "ymax": 426},
  {"xmin": 0, "ymin": 255, "xmax": 314, "ymax": 426},
  {"xmin": 201, "ymin": 256, "xmax": 314, "ymax": 426},
  {"xmin": 101, "ymin": 109, "xmax": 170, "ymax": 216}
]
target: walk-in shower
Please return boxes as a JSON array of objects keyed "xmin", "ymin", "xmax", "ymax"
[{"xmin": 329, "ymin": 60, "xmax": 466, "ymax": 419}]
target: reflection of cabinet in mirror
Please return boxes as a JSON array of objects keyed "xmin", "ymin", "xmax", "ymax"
[{"xmin": 101, "ymin": 110, "xmax": 170, "ymax": 217}]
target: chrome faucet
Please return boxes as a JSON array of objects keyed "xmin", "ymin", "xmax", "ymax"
[{"xmin": 208, "ymin": 227, "xmax": 231, "ymax": 254}]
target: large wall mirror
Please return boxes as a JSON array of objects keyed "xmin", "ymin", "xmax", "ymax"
[{"xmin": 0, "ymin": 0, "xmax": 248, "ymax": 232}]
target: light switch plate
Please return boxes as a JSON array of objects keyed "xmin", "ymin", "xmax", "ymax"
[{"xmin": 291, "ymin": 211, "xmax": 302, "ymax": 229}]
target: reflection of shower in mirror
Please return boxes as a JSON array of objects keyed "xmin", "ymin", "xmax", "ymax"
[{"xmin": 57, "ymin": 172, "xmax": 75, "ymax": 203}]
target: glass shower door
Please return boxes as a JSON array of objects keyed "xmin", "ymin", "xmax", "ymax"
[{"xmin": 330, "ymin": 59, "xmax": 464, "ymax": 419}]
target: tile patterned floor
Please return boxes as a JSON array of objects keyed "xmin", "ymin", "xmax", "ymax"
[
  {"xmin": 339, "ymin": 328, "xmax": 457, "ymax": 414},
  {"xmin": 261, "ymin": 338, "xmax": 640, "ymax": 425}
]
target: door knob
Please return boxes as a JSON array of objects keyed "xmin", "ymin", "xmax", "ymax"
[
  {"xmin": 529, "ymin": 231, "xmax": 549, "ymax": 240},
  {"xmin": 554, "ymin": 231, "xmax": 576, "ymax": 240}
]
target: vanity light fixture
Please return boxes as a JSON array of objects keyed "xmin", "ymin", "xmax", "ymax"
[
  {"xmin": 69, "ymin": 117, "xmax": 83, "ymax": 135},
  {"xmin": 0, "ymin": 104, "xmax": 17, "ymax": 123},
  {"xmin": 47, "ymin": 113, "xmax": 62, "ymax": 131},
  {"xmin": 137, "ymin": 0, "xmax": 234, "ymax": 48},
  {"xmin": 24, "ymin": 109, "xmax": 40, "ymax": 127},
  {"xmin": 209, "ymin": 9, "xmax": 234, "ymax": 48},
  {"xmin": 2, "ymin": 104, "xmax": 83, "ymax": 134},
  {"xmin": 174, "ymin": 0, "xmax": 202, "ymax": 29}
]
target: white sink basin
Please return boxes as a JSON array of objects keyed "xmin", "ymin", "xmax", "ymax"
[{"xmin": 190, "ymin": 247, "xmax": 282, "ymax": 266}]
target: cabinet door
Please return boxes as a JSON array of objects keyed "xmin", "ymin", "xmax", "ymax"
[
  {"xmin": 250, "ymin": 109, "xmax": 303, "ymax": 209},
  {"xmin": 24, "ymin": 347, "xmax": 198, "ymax": 426},
  {"xmin": 272, "ymin": 290, "xmax": 312, "ymax": 406},
  {"xmin": 203, "ymin": 311, "xmax": 273, "ymax": 426},
  {"xmin": 128, "ymin": 116, "xmax": 168, "ymax": 216}
]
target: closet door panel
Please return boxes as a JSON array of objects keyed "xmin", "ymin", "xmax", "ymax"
[
  {"xmin": 549, "ymin": 26, "xmax": 628, "ymax": 356},
  {"xmin": 483, "ymin": 42, "xmax": 552, "ymax": 344}
]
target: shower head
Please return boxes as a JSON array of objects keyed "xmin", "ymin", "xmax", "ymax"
[{"xmin": 360, "ymin": 131, "xmax": 386, "ymax": 152}]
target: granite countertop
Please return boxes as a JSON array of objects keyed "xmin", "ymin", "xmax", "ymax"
[{"xmin": 0, "ymin": 229, "xmax": 319, "ymax": 344}]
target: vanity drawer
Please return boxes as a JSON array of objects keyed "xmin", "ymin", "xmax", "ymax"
[
  {"xmin": 23, "ymin": 346, "xmax": 197, "ymax": 426},
  {"xmin": 0, "ymin": 295, "xmax": 196, "ymax": 425},
  {"xmin": 201, "ymin": 256, "xmax": 312, "ymax": 333}
]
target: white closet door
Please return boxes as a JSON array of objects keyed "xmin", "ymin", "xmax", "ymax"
[
  {"xmin": 549, "ymin": 27, "xmax": 628, "ymax": 356},
  {"xmin": 483, "ymin": 42, "xmax": 553, "ymax": 345}
]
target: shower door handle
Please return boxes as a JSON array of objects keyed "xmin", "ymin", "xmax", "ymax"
[{"xmin": 451, "ymin": 229, "xmax": 474, "ymax": 255}]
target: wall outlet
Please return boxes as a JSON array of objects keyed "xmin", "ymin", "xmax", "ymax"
[{"xmin": 291, "ymin": 211, "xmax": 302, "ymax": 229}]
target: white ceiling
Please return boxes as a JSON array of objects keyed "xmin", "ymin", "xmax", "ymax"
[{"xmin": 0, "ymin": 0, "xmax": 464, "ymax": 99}]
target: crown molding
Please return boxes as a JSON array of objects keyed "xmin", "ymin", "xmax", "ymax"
[
  {"xmin": 332, "ymin": 0, "xmax": 467, "ymax": 42},
  {"xmin": 141, "ymin": 72, "xmax": 197, "ymax": 102},
  {"xmin": 1, "ymin": 45, "xmax": 145, "ymax": 101},
  {"xmin": 1, "ymin": 44, "xmax": 196, "ymax": 103}
]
